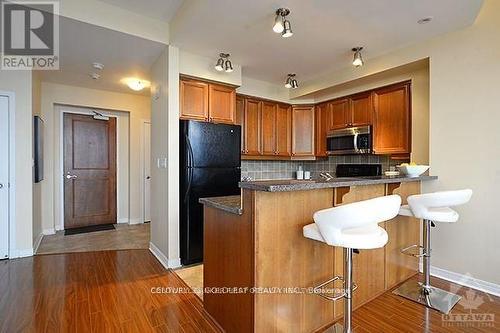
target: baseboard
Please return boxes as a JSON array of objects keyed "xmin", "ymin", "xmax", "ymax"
[
  {"xmin": 9, "ymin": 248, "xmax": 33, "ymax": 258},
  {"xmin": 117, "ymin": 218, "xmax": 129, "ymax": 224},
  {"xmin": 149, "ymin": 242, "xmax": 182, "ymax": 269},
  {"xmin": 33, "ymin": 233, "xmax": 44, "ymax": 254},
  {"xmin": 43, "ymin": 228, "xmax": 55, "ymax": 235},
  {"xmin": 419, "ymin": 263, "xmax": 500, "ymax": 297},
  {"xmin": 129, "ymin": 218, "xmax": 144, "ymax": 225}
]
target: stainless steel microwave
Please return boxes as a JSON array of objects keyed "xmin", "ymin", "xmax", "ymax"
[{"xmin": 326, "ymin": 126, "xmax": 372, "ymax": 155}]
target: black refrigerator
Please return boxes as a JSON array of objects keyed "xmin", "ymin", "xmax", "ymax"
[{"xmin": 180, "ymin": 120, "xmax": 241, "ymax": 265}]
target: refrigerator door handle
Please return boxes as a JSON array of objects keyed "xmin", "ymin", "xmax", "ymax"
[
  {"xmin": 184, "ymin": 135, "xmax": 194, "ymax": 203},
  {"xmin": 186, "ymin": 135, "xmax": 195, "ymax": 168},
  {"xmin": 184, "ymin": 167, "xmax": 193, "ymax": 203}
]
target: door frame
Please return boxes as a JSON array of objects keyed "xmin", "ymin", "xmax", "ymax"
[
  {"xmin": 140, "ymin": 119, "xmax": 151, "ymax": 224},
  {"xmin": 58, "ymin": 106, "xmax": 121, "ymax": 230},
  {"xmin": 0, "ymin": 91, "xmax": 16, "ymax": 259}
]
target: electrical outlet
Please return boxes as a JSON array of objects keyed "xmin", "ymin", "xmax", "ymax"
[{"xmin": 157, "ymin": 157, "xmax": 167, "ymax": 169}]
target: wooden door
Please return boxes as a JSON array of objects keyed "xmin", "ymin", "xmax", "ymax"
[
  {"xmin": 235, "ymin": 96, "xmax": 245, "ymax": 153},
  {"xmin": 209, "ymin": 83, "xmax": 235, "ymax": 124},
  {"xmin": 291, "ymin": 106, "xmax": 315, "ymax": 157},
  {"xmin": 350, "ymin": 92, "xmax": 373, "ymax": 127},
  {"xmin": 373, "ymin": 82, "xmax": 411, "ymax": 154},
  {"xmin": 315, "ymin": 102, "xmax": 329, "ymax": 157},
  {"xmin": 143, "ymin": 122, "xmax": 151, "ymax": 223},
  {"xmin": 329, "ymin": 99, "xmax": 349, "ymax": 130},
  {"xmin": 244, "ymin": 99, "xmax": 262, "ymax": 155},
  {"xmin": 64, "ymin": 114, "xmax": 117, "ymax": 229},
  {"xmin": 261, "ymin": 102, "xmax": 277, "ymax": 156},
  {"xmin": 276, "ymin": 104, "xmax": 292, "ymax": 156},
  {"xmin": 180, "ymin": 79, "xmax": 209, "ymax": 121}
]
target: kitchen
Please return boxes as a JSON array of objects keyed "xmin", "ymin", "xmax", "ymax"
[{"xmin": 177, "ymin": 56, "xmax": 446, "ymax": 332}]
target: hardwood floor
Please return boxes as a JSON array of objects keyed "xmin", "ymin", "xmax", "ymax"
[
  {"xmin": 1, "ymin": 250, "xmax": 498, "ymax": 332},
  {"xmin": 37, "ymin": 223, "xmax": 150, "ymax": 255},
  {"xmin": 174, "ymin": 265, "xmax": 204, "ymax": 300},
  {"xmin": 0, "ymin": 250, "xmax": 220, "ymax": 333}
]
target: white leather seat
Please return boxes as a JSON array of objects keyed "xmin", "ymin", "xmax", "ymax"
[
  {"xmin": 399, "ymin": 189, "xmax": 472, "ymax": 223},
  {"xmin": 303, "ymin": 195, "xmax": 401, "ymax": 250}
]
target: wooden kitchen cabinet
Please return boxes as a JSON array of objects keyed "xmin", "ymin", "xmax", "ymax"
[
  {"xmin": 276, "ymin": 104, "xmax": 292, "ymax": 156},
  {"xmin": 180, "ymin": 77, "xmax": 236, "ymax": 124},
  {"xmin": 329, "ymin": 98, "xmax": 349, "ymax": 130},
  {"xmin": 244, "ymin": 98, "xmax": 262, "ymax": 155},
  {"xmin": 261, "ymin": 101, "xmax": 277, "ymax": 156},
  {"xmin": 208, "ymin": 83, "xmax": 236, "ymax": 124},
  {"xmin": 373, "ymin": 82, "xmax": 411, "ymax": 155},
  {"xmin": 315, "ymin": 102, "xmax": 329, "ymax": 157},
  {"xmin": 292, "ymin": 106, "xmax": 315, "ymax": 157},
  {"xmin": 236, "ymin": 96, "xmax": 245, "ymax": 153},
  {"xmin": 180, "ymin": 79, "xmax": 209, "ymax": 121},
  {"xmin": 350, "ymin": 92, "xmax": 372, "ymax": 127}
]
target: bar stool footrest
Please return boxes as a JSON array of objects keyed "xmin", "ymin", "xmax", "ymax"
[
  {"xmin": 400, "ymin": 244, "xmax": 428, "ymax": 258},
  {"xmin": 313, "ymin": 276, "xmax": 358, "ymax": 302}
]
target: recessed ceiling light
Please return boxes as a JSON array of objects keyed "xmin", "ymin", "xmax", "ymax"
[
  {"xmin": 122, "ymin": 78, "xmax": 151, "ymax": 91},
  {"xmin": 92, "ymin": 62, "xmax": 104, "ymax": 70},
  {"xmin": 89, "ymin": 73, "xmax": 100, "ymax": 80},
  {"xmin": 417, "ymin": 17, "xmax": 433, "ymax": 24}
]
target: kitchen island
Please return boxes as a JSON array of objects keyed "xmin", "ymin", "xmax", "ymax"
[{"xmin": 200, "ymin": 176, "xmax": 436, "ymax": 333}]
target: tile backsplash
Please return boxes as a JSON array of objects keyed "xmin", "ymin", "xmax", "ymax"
[{"xmin": 241, "ymin": 155, "xmax": 401, "ymax": 181}]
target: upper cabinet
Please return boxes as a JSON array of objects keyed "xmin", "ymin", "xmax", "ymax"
[
  {"xmin": 373, "ymin": 82, "xmax": 411, "ymax": 155},
  {"xmin": 349, "ymin": 92, "xmax": 372, "ymax": 127},
  {"xmin": 292, "ymin": 106, "xmax": 315, "ymax": 157},
  {"xmin": 235, "ymin": 96, "xmax": 245, "ymax": 153},
  {"xmin": 261, "ymin": 101, "xmax": 277, "ymax": 156},
  {"xmin": 329, "ymin": 99, "xmax": 349, "ymax": 130},
  {"xmin": 180, "ymin": 79, "xmax": 209, "ymax": 121},
  {"xmin": 276, "ymin": 104, "xmax": 292, "ymax": 156},
  {"xmin": 315, "ymin": 102, "xmax": 329, "ymax": 157},
  {"xmin": 244, "ymin": 98, "xmax": 262, "ymax": 156},
  {"xmin": 180, "ymin": 77, "xmax": 236, "ymax": 124}
]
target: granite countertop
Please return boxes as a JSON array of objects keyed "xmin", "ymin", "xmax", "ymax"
[
  {"xmin": 238, "ymin": 175, "xmax": 437, "ymax": 192},
  {"xmin": 199, "ymin": 195, "xmax": 243, "ymax": 215}
]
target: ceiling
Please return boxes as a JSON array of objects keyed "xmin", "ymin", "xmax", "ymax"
[
  {"xmin": 97, "ymin": 0, "xmax": 184, "ymax": 22},
  {"xmin": 40, "ymin": 16, "xmax": 167, "ymax": 95},
  {"xmin": 170, "ymin": 0, "xmax": 483, "ymax": 85}
]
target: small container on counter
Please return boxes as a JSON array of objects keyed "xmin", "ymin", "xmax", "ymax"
[
  {"xmin": 304, "ymin": 171, "xmax": 311, "ymax": 180},
  {"xmin": 296, "ymin": 166, "xmax": 304, "ymax": 180}
]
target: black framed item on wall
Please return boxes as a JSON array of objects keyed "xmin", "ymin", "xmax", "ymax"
[{"xmin": 34, "ymin": 116, "xmax": 44, "ymax": 183}]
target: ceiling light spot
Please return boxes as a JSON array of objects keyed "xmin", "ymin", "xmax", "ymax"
[
  {"xmin": 417, "ymin": 17, "xmax": 433, "ymax": 24},
  {"xmin": 122, "ymin": 78, "xmax": 151, "ymax": 91}
]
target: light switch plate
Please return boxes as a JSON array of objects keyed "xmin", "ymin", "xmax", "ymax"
[{"xmin": 157, "ymin": 157, "xmax": 167, "ymax": 169}]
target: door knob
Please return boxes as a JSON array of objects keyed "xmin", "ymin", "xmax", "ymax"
[
  {"xmin": 0, "ymin": 183, "xmax": 3, "ymax": 189},
  {"xmin": 146, "ymin": 176, "xmax": 151, "ymax": 180},
  {"xmin": 65, "ymin": 174, "xmax": 78, "ymax": 180}
]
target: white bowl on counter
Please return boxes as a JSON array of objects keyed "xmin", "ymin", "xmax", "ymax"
[{"xmin": 397, "ymin": 165, "xmax": 429, "ymax": 177}]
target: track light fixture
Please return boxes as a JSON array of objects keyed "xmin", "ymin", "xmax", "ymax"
[
  {"xmin": 273, "ymin": 8, "xmax": 293, "ymax": 38},
  {"xmin": 215, "ymin": 53, "xmax": 233, "ymax": 73},
  {"xmin": 285, "ymin": 74, "xmax": 298, "ymax": 89},
  {"xmin": 352, "ymin": 47, "xmax": 364, "ymax": 67}
]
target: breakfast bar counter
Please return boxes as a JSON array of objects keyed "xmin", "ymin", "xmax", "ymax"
[{"xmin": 200, "ymin": 176, "xmax": 437, "ymax": 333}]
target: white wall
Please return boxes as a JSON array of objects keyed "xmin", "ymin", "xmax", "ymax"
[
  {"xmin": 0, "ymin": 71, "xmax": 33, "ymax": 257},
  {"xmin": 40, "ymin": 82, "xmax": 150, "ymax": 232},
  {"xmin": 293, "ymin": 0, "xmax": 500, "ymax": 285}
]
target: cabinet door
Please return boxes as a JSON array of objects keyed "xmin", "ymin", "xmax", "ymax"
[
  {"xmin": 244, "ymin": 99, "xmax": 262, "ymax": 155},
  {"xmin": 208, "ymin": 83, "xmax": 236, "ymax": 124},
  {"xmin": 236, "ymin": 96, "xmax": 245, "ymax": 153},
  {"xmin": 291, "ymin": 106, "xmax": 315, "ymax": 157},
  {"xmin": 180, "ymin": 79, "xmax": 209, "ymax": 121},
  {"xmin": 350, "ymin": 92, "xmax": 373, "ymax": 127},
  {"xmin": 373, "ymin": 83, "xmax": 411, "ymax": 154},
  {"xmin": 261, "ymin": 102, "xmax": 277, "ymax": 156},
  {"xmin": 276, "ymin": 104, "xmax": 292, "ymax": 156},
  {"xmin": 329, "ymin": 99, "xmax": 349, "ymax": 130},
  {"xmin": 315, "ymin": 102, "xmax": 329, "ymax": 157}
]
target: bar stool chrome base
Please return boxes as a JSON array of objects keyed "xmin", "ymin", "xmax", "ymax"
[{"xmin": 393, "ymin": 281, "xmax": 461, "ymax": 314}]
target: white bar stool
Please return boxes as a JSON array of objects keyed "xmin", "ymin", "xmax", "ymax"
[
  {"xmin": 303, "ymin": 195, "xmax": 402, "ymax": 333},
  {"xmin": 393, "ymin": 189, "xmax": 473, "ymax": 314}
]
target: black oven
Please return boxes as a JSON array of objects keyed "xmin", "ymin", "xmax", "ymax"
[{"xmin": 326, "ymin": 126, "xmax": 372, "ymax": 155}]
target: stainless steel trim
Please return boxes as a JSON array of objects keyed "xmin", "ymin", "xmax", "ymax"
[{"xmin": 326, "ymin": 125, "xmax": 370, "ymax": 138}]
